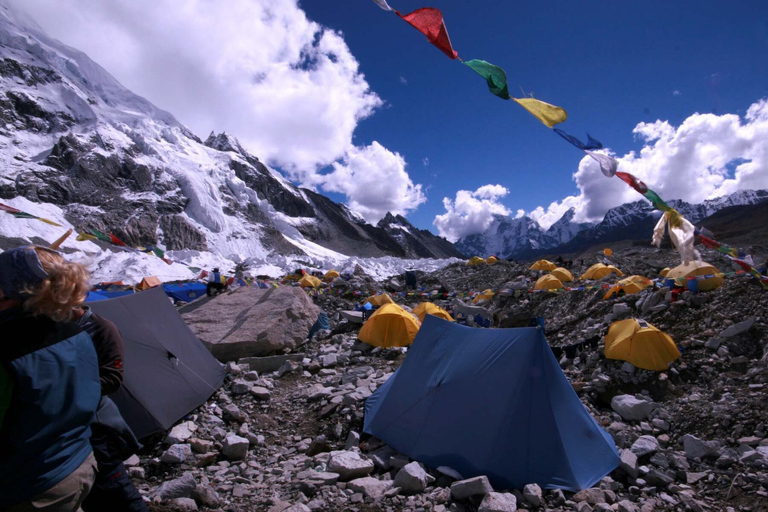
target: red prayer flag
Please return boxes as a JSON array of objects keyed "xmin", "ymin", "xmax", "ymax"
[
  {"xmin": 615, "ymin": 171, "xmax": 648, "ymax": 194},
  {"xmin": 698, "ymin": 235, "xmax": 721, "ymax": 250},
  {"xmin": 397, "ymin": 8, "xmax": 458, "ymax": 59},
  {"xmin": 0, "ymin": 203, "xmax": 21, "ymax": 214},
  {"xmin": 109, "ymin": 233, "xmax": 127, "ymax": 246}
]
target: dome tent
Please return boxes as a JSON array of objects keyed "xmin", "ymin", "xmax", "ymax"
[
  {"xmin": 530, "ymin": 260, "xmax": 557, "ymax": 271},
  {"xmin": 666, "ymin": 261, "xmax": 723, "ymax": 292},
  {"xmin": 364, "ymin": 293, "xmax": 395, "ymax": 307},
  {"xmin": 534, "ymin": 274, "xmax": 563, "ymax": 290},
  {"xmin": 580, "ymin": 263, "xmax": 624, "ymax": 280},
  {"xmin": 604, "ymin": 318, "xmax": 680, "ymax": 371},
  {"xmin": 412, "ymin": 302, "xmax": 454, "ymax": 323},
  {"xmin": 551, "ymin": 267, "xmax": 574, "ymax": 282},
  {"xmin": 358, "ymin": 303, "xmax": 421, "ymax": 348}
]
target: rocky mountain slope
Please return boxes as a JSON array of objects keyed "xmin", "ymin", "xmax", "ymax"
[
  {"xmin": 127, "ymin": 220, "xmax": 768, "ymax": 512},
  {"xmin": 0, "ymin": 4, "xmax": 458, "ymax": 267}
]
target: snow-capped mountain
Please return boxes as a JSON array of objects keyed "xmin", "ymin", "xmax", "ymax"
[
  {"xmin": 456, "ymin": 190, "xmax": 768, "ymax": 260},
  {"xmin": 454, "ymin": 208, "xmax": 595, "ymax": 259},
  {"xmin": 0, "ymin": 3, "xmax": 458, "ymax": 280},
  {"xmin": 377, "ymin": 212, "xmax": 464, "ymax": 259}
]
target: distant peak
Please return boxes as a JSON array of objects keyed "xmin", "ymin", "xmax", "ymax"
[{"xmin": 205, "ymin": 131, "xmax": 246, "ymax": 155}]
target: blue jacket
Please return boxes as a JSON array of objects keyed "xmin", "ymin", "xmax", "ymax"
[{"xmin": 0, "ymin": 307, "xmax": 101, "ymax": 507}]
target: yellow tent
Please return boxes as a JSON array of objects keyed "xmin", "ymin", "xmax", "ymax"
[
  {"xmin": 467, "ymin": 256, "xmax": 485, "ymax": 266},
  {"xmin": 486, "ymin": 256, "xmax": 498, "ymax": 265},
  {"xmin": 472, "ymin": 289, "xmax": 495, "ymax": 303},
  {"xmin": 530, "ymin": 259, "xmax": 557, "ymax": 271},
  {"xmin": 603, "ymin": 248, "xmax": 613, "ymax": 257},
  {"xmin": 534, "ymin": 274, "xmax": 563, "ymax": 290},
  {"xmin": 358, "ymin": 303, "xmax": 421, "ymax": 348},
  {"xmin": 323, "ymin": 270, "xmax": 340, "ymax": 282},
  {"xmin": 137, "ymin": 276, "xmax": 162, "ymax": 290},
  {"xmin": 364, "ymin": 293, "xmax": 395, "ymax": 307},
  {"xmin": 298, "ymin": 275, "xmax": 322, "ymax": 288},
  {"xmin": 666, "ymin": 261, "xmax": 723, "ymax": 292},
  {"xmin": 412, "ymin": 302, "xmax": 454, "ymax": 323},
  {"xmin": 604, "ymin": 318, "xmax": 681, "ymax": 371},
  {"xmin": 550, "ymin": 267, "xmax": 574, "ymax": 282},
  {"xmin": 603, "ymin": 275, "xmax": 653, "ymax": 300},
  {"xmin": 580, "ymin": 263, "xmax": 624, "ymax": 280},
  {"xmin": 659, "ymin": 267, "xmax": 670, "ymax": 278}
]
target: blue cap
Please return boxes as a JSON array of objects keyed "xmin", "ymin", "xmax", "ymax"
[{"xmin": 0, "ymin": 246, "xmax": 49, "ymax": 301}]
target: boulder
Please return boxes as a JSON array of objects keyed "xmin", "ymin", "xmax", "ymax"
[
  {"xmin": 682, "ymin": 434, "xmax": 721, "ymax": 459},
  {"xmin": 327, "ymin": 451, "xmax": 375, "ymax": 481},
  {"xmin": 478, "ymin": 492, "xmax": 517, "ymax": 512},
  {"xmin": 451, "ymin": 475, "xmax": 493, "ymax": 500},
  {"xmin": 611, "ymin": 395, "xmax": 655, "ymax": 421},
  {"xmin": 183, "ymin": 286, "xmax": 321, "ymax": 361},
  {"xmin": 393, "ymin": 462, "xmax": 429, "ymax": 494},
  {"xmin": 150, "ymin": 472, "xmax": 196, "ymax": 501},
  {"xmin": 346, "ymin": 476, "xmax": 394, "ymax": 499},
  {"xmin": 522, "ymin": 483, "xmax": 542, "ymax": 507},
  {"xmin": 630, "ymin": 435, "xmax": 660, "ymax": 457},
  {"xmin": 222, "ymin": 434, "xmax": 249, "ymax": 461}
]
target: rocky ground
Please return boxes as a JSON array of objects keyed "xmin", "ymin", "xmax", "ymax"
[{"xmin": 132, "ymin": 242, "xmax": 768, "ymax": 512}]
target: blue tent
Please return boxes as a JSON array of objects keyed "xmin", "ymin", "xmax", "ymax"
[
  {"xmin": 85, "ymin": 290, "xmax": 109, "ymax": 302},
  {"xmin": 364, "ymin": 316, "xmax": 619, "ymax": 491},
  {"xmin": 163, "ymin": 282, "xmax": 207, "ymax": 304}
]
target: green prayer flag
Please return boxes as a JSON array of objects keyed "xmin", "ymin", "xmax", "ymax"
[
  {"xmin": 90, "ymin": 228, "xmax": 112, "ymax": 242},
  {"xmin": 643, "ymin": 190, "xmax": 669, "ymax": 211},
  {"xmin": 463, "ymin": 59, "xmax": 511, "ymax": 100}
]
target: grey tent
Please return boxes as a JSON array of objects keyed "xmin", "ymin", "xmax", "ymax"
[{"xmin": 90, "ymin": 286, "xmax": 225, "ymax": 439}]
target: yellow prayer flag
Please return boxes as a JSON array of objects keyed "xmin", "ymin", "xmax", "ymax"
[
  {"xmin": 513, "ymin": 97, "xmax": 567, "ymax": 128},
  {"xmin": 76, "ymin": 232, "xmax": 99, "ymax": 242},
  {"xmin": 50, "ymin": 229, "xmax": 73, "ymax": 250},
  {"xmin": 38, "ymin": 217, "xmax": 63, "ymax": 227}
]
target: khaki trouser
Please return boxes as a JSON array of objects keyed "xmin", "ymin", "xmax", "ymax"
[{"xmin": 5, "ymin": 453, "xmax": 97, "ymax": 512}]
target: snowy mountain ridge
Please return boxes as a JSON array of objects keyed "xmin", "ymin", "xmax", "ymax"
[
  {"xmin": 0, "ymin": 3, "xmax": 462, "ymax": 282},
  {"xmin": 456, "ymin": 190, "xmax": 768, "ymax": 260}
]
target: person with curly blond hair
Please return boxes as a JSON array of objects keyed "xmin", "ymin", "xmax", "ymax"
[{"xmin": 0, "ymin": 246, "xmax": 101, "ymax": 512}]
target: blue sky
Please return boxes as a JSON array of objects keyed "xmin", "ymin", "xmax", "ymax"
[
  {"xmin": 300, "ymin": 0, "xmax": 768, "ymax": 230},
  {"xmin": 12, "ymin": 0, "xmax": 768, "ymax": 240}
]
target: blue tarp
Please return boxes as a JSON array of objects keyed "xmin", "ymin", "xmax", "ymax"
[
  {"xmin": 85, "ymin": 290, "xmax": 110, "ymax": 302},
  {"xmin": 364, "ymin": 316, "xmax": 619, "ymax": 491},
  {"xmin": 90, "ymin": 289, "xmax": 135, "ymax": 300},
  {"xmin": 162, "ymin": 282, "xmax": 207, "ymax": 304}
]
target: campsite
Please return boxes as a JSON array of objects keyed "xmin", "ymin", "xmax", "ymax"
[
  {"xmin": 1, "ymin": 1, "xmax": 768, "ymax": 511},
  {"xmin": 69, "ymin": 241, "xmax": 768, "ymax": 512}
]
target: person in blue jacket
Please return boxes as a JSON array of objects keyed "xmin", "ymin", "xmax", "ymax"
[{"xmin": 0, "ymin": 246, "xmax": 101, "ymax": 511}]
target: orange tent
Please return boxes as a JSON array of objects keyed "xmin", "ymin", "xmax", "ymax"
[{"xmin": 137, "ymin": 276, "xmax": 162, "ymax": 290}]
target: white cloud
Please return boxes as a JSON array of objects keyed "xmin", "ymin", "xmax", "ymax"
[
  {"xmin": 400, "ymin": 76, "xmax": 408, "ymax": 85},
  {"xmin": 673, "ymin": 90, "xmax": 681, "ymax": 96},
  {"xmin": 442, "ymin": 97, "xmax": 768, "ymax": 234},
  {"xmin": 423, "ymin": 157, "xmax": 430, "ymax": 166},
  {"xmin": 10, "ymin": 0, "xmax": 382, "ymax": 173},
  {"xmin": 433, "ymin": 185, "xmax": 510, "ymax": 242},
  {"xmin": 319, "ymin": 142, "xmax": 426, "ymax": 224},
  {"xmin": 8, "ymin": 0, "xmax": 434, "ymax": 222}
]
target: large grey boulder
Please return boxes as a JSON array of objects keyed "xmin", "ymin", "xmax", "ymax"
[
  {"xmin": 451, "ymin": 475, "xmax": 493, "ymax": 500},
  {"xmin": 346, "ymin": 477, "xmax": 394, "ymax": 499},
  {"xmin": 393, "ymin": 462, "xmax": 429, "ymax": 494},
  {"xmin": 327, "ymin": 451, "xmax": 375, "ymax": 481},
  {"xmin": 183, "ymin": 286, "xmax": 321, "ymax": 361},
  {"xmin": 611, "ymin": 395, "xmax": 655, "ymax": 421},
  {"xmin": 683, "ymin": 434, "xmax": 721, "ymax": 459},
  {"xmin": 479, "ymin": 492, "xmax": 517, "ymax": 512},
  {"xmin": 149, "ymin": 472, "xmax": 196, "ymax": 501}
]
